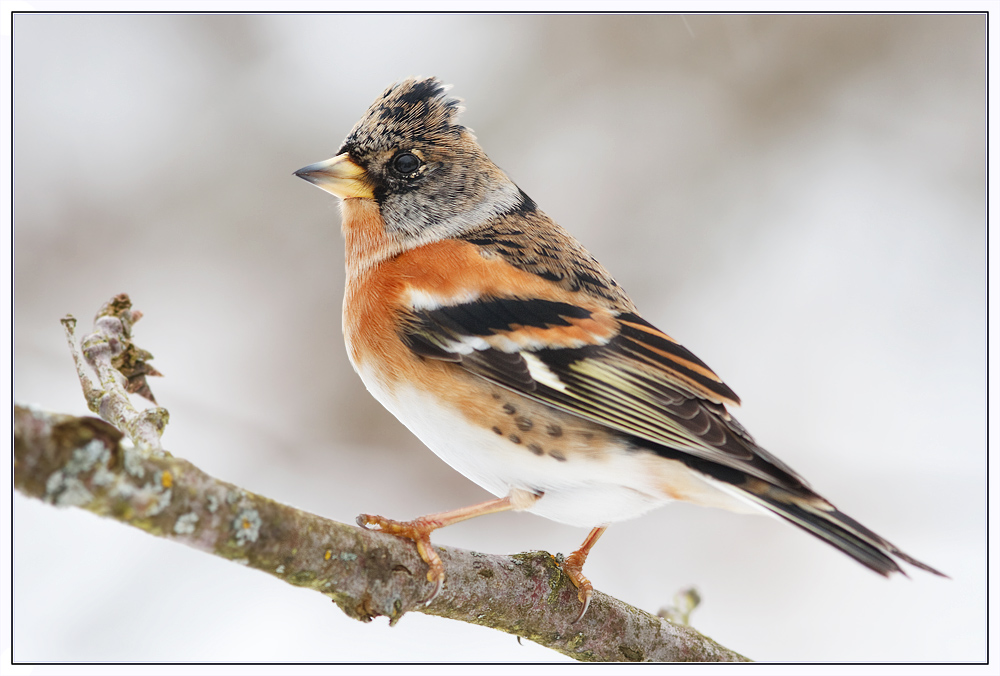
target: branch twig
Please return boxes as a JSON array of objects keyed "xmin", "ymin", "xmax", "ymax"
[
  {"xmin": 61, "ymin": 293, "xmax": 167, "ymax": 453},
  {"xmin": 14, "ymin": 294, "xmax": 750, "ymax": 662}
]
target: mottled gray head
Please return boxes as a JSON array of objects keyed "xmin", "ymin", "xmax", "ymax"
[{"xmin": 296, "ymin": 78, "xmax": 526, "ymax": 244}]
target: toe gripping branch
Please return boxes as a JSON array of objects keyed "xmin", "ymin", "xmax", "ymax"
[
  {"xmin": 355, "ymin": 494, "xmax": 523, "ymax": 606},
  {"xmin": 357, "ymin": 513, "xmax": 446, "ymax": 604},
  {"xmin": 562, "ymin": 525, "xmax": 608, "ymax": 623}
]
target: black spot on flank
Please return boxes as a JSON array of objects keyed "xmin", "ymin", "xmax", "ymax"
[
  {"xmin": 546, "ymin": 424, "xmax": 563, "ymax": 438},
  {"xmin": 515, "ymin": 416, "xmax": 533, "ymax": 431},
  {"xmin": 502, "ymin": 403, "xmax": 517, "ymax": 415},
  {"xmin": 509, "ymin": 434, "xmax": 522, "ymax": 445},
  {"xmin": 528, "ymin": 443, "xmax": 544, "ymax": 456},
  {"xmin": 549, "ymin": 450, "xmax": 567, "ymax": 462},
  {"xmin": 492, "ymin": 426, "xmax": 503, "ymax": 435}
]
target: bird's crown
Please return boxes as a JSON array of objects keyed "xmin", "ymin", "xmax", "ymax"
[{"xmin": 340, "ymin": 77, "xmax": 467, "ymax": 156}]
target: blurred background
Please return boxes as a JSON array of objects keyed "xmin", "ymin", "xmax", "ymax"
[{"xmin": 13, "ymin": 14, "xmax": 985, "ymax": 663}]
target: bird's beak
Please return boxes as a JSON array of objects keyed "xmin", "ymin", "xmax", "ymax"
[{"xmin": 294, "ymin": 153, "xmax": 374, "ymax": 199}]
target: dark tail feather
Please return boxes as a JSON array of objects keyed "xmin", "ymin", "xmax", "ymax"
[{"xmin": 744, "ymin": 489, "xmax": 948, "ymax": 578}]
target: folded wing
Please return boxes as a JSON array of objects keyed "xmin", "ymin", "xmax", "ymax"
[{"xmin": 402, "ymin": 295, "xmax": 807, "ymax": 490}]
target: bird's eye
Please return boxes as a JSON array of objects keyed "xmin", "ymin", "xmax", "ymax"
[{"xmin": 392, "ymin": 152, "xmax": 421, "ymax": 175}]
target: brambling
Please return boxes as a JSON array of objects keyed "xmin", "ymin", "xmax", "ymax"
[{"xmin": 295, "ymin": 77, "xmax": 945, "ymax": 620}]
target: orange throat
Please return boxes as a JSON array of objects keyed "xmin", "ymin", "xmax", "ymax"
[{"xmin": 340, "ymin": 198, "xmax": 402, "ymax": 278}]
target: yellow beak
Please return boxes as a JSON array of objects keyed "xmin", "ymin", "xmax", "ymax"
[{"xmin": 294, "ymin": 153, "xmax": 374, "ymax": 199}]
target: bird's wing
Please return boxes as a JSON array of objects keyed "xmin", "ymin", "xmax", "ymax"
[{"xmin": 401, "ymin": 295, "xmax": 809, "ymax": 489}]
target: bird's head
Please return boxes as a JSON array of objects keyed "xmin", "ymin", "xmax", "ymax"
[{"xmin": 295, "ymin": 78, "xmax": 525, "ymax": 247}]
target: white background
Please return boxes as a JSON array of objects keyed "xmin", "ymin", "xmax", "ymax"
[{"xmin": 11, "ymin": 11, "xmax": 988, "ymax": 665}]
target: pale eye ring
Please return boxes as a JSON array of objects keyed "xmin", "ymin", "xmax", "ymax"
[{"xmin": 392, "ymin": 151, "xmax": 421, "ymax": 175}]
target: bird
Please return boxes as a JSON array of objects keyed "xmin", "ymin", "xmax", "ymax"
[{"xmin": 294, "ymin": 77, "xmax": 945, "ymax": 621}]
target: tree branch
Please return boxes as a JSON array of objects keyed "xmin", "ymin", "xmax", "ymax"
[{"xmin": 13, "ymin": 294, "xmax": 750, "ymax": 663}]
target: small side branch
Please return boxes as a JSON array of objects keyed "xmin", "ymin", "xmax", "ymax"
[{"xmin": 61, "ymin": 293, "xmax": 167, "ymax": 453}]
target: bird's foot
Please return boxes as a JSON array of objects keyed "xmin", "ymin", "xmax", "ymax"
[
  {"xmin": 560, "ymin": 525, "xmax": 607, "ymax": 622},
  {"xmin": 561, "ymin": 548, "xmax": 595, "ymax": 623},
  {"xmin": 357, "ymin": 513, "xmax": 444, "ymax": 605}
]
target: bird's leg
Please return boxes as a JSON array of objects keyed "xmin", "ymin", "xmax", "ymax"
[
  {"xmin": 357, "ymin": 489, "xmax": 540, "ymax": 605},
  {"xmin": 562, "ymin": 525, "xmax": 608, "ymax": 622}
]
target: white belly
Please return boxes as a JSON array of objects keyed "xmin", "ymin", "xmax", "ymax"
[{"xmin": 354, "ymin": 362, "xmax": 755, "ymax": 527}]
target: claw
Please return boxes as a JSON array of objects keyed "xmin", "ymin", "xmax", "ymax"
[
  {"xmin": 562, "ymin": 555, "xmax": 595, "ymax": 622},
  {"xmin": 572, "ymin": 585, "xmax": 593, "ymax": 623},
  {"xmin": 424, "ymin": 572, "xmax": 444, "ymax": 606}
]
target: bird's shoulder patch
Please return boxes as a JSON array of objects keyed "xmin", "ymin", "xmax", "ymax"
[{"xmin": 459, "ymin": 207, "xmax": 636, "ymax": 314}]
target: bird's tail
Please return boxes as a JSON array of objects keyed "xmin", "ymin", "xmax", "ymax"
[{"xmin": 738, "ymin": 483, "xmax": 947, "ymax": 578}]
